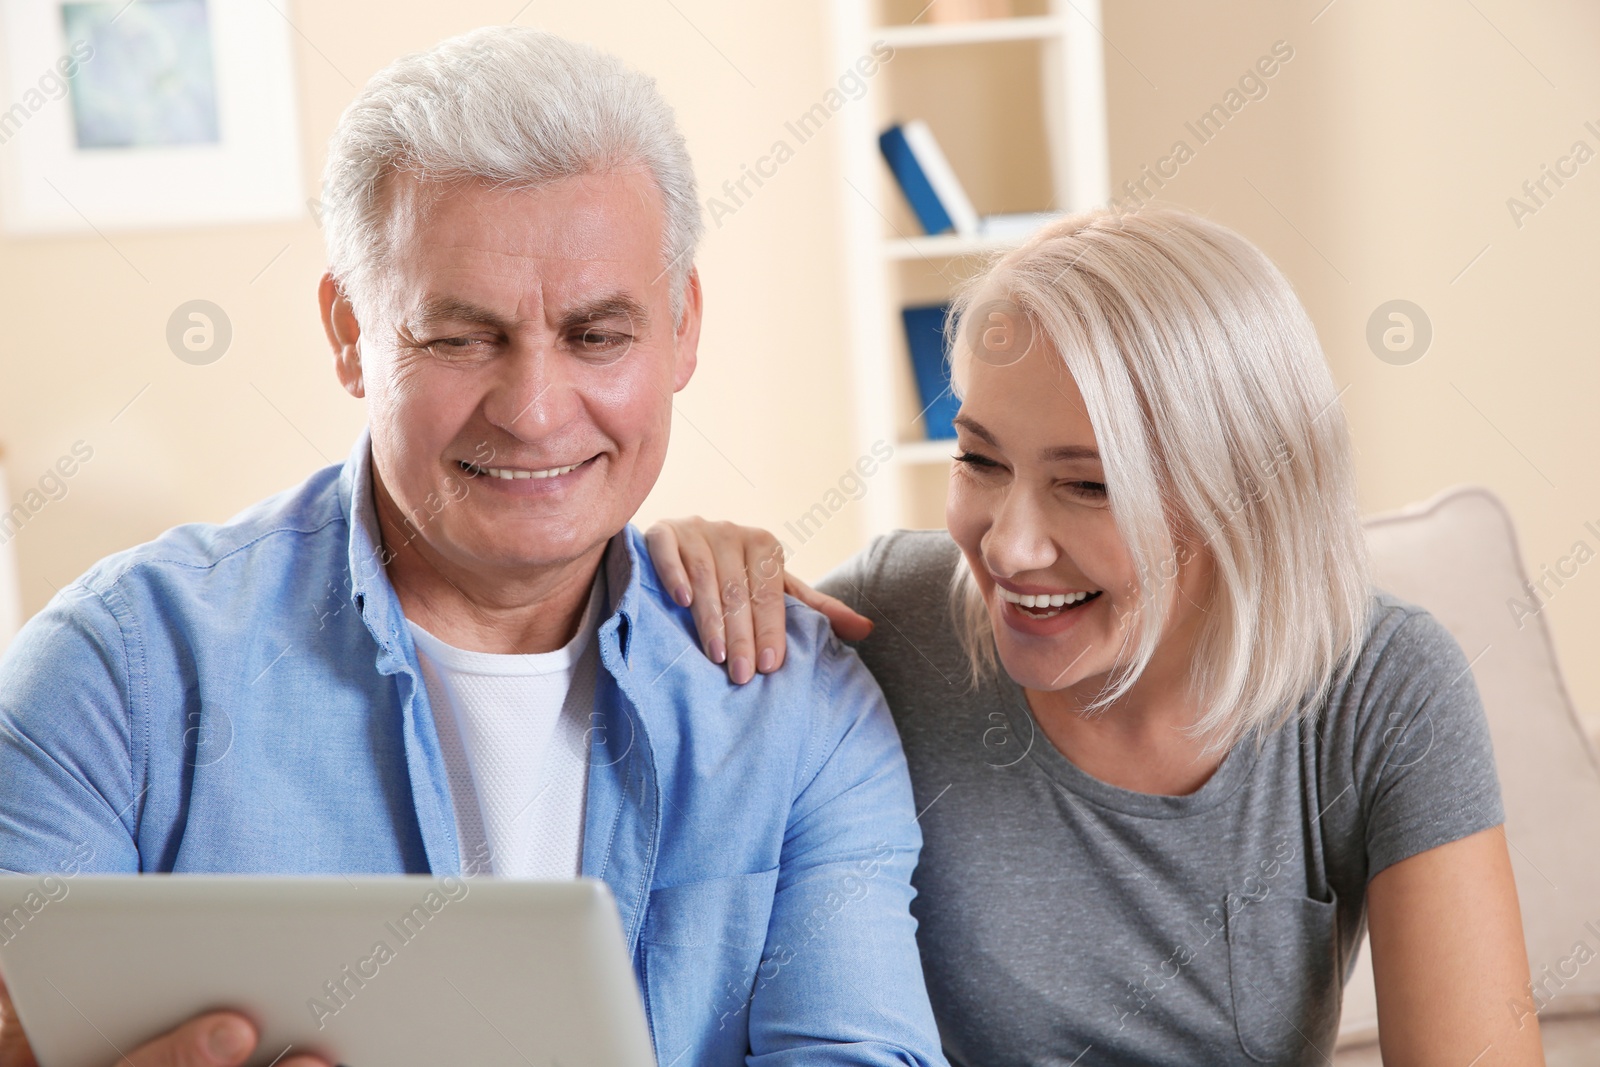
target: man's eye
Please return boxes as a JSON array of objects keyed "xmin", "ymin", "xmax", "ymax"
[
  {"xmin": 573, "ymin": 328, "xmax": 632, "ymax": 354},
  {"xmin": 425, "ymin": 338, "xmax": 484, "ymax": 358}
]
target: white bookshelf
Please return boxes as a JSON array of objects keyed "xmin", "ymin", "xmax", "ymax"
[
  {"xmin": 828, "ymin": 0, "xmax": 1110, "ymax": 534},
  {"xmin": 874, "ymin": 14, "xmax": 1066, "ymax": 47},
  {"xmin": 883, "ymin": 232, "xmax": 1033, "ymax": 261}
]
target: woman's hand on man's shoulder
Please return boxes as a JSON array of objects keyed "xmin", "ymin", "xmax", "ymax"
[{"xmin": 644, "ymin": 517, "xmax": 872, "ymax": 685}]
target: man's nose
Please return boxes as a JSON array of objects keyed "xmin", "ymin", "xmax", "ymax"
[{"xmin": 484, "ymin": 347, "xmax": 571, "ymax": 440}]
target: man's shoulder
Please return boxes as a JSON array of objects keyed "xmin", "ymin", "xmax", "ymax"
[
  {"xmin": 618, "ymin": 526, "xmax": 886, "ymax": 752},
  {"xmin": 74, "ymin": 462, "xmax": 349, "ymax": 602},
  {"xmin": 616, "ymin": 528, "xmax": 913, "ymax": 867},
  {"xmin": 621, "ymin": 525, "xmax": 860, "ymax": 694},
  {"xmin": 0, "ymin": 459, "xmax": 359, "ymax": 733}
]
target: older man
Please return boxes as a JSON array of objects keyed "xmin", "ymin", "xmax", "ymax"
[{"xmin": 0, "ymin": 26, "xmax": 943, "ymax": 1067}]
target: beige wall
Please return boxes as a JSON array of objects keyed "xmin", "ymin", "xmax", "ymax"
[{"xmin": 2, "ymin": 0, "xmax": 1597, "ymax": 728}]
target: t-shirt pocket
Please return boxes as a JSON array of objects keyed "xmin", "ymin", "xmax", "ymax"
[
  {"xmin": 640, "ymin": 867, "xmax": 781, "ymax": 1063},
  {"xmin": 1226, "ymin": 890, "xmax": 1342, "ymax": 1064}
]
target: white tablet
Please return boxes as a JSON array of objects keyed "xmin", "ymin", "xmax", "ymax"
[{"xmin": 0, "ymin": 874, "xmax": 657, "ymax": 1067}]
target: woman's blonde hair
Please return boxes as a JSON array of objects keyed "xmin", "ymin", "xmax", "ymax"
[{"xmin": 949, "ymin": 206, "xmax": 1370, "ymax": 754}]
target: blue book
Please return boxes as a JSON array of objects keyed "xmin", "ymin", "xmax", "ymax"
[
  {"xmin": 902, "ymin": 304, "xmax": 960, "ymax": 439},
  {"xmin": 879, "ymin": 123, "xmax": 955, "ymax": 236}
]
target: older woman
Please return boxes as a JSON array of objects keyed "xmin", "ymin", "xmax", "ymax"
[{"xmin": 647, "ymin": 208, "xmax": 1543, "ymax": 1065}]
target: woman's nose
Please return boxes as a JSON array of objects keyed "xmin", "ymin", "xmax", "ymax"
[{"xmin": 984, "ymin": 488, "xmax": 1058, "ymax": 579}]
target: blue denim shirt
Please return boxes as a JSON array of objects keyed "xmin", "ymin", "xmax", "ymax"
[{"xmin": 0, "ymin": 431, "xmax": 945, "ymax": 1067}]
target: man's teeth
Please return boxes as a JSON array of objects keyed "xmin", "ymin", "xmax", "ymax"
[
  {"xmin": 996, "ymin": 587, "xmax": 1101, "ymax": 610},
  {"xmin": 461, "ymin": 461, "xmax": 583, "ymax": 481}
]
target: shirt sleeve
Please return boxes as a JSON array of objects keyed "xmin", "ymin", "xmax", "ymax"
[
  {"xmin": 1356, "ymin": 608, "xmax": 1505, "ymax": 879},
  {"xmin": 0, "ymin": 585, "xmax": 142, "ymax": 876},
  {"xmin": 744, "ymin": 619, "xmax": 947, "ymax": 1067}
]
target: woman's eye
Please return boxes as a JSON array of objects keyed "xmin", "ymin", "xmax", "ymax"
[
  {"xmin": 1068, "ymin": 481, "xmax": 1108, "ymax": 498},
  {"xmin": 954, "ymin": 451, "xmax": 1002, "ymax": 470}
]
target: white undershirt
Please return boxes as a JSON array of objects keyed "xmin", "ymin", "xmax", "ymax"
[{"xmin": 407, "ymin": 581, "xmax": 600, "ymax": 880}]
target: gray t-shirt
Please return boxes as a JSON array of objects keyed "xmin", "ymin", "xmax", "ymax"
[{"xmin": 818, "ymin": 530, "xmax": 1504, "ymax": 1067}]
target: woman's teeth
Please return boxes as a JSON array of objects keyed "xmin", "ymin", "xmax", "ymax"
[
  {"xmin": 459, "ymin": 460, "xmax": 583, "ymax": 480},
  {"xmin": 996, "ymin": 586, "xmax": 1102, "ymax": 618}
]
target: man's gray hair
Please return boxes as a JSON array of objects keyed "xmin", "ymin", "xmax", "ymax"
[{"xmin": 320, "ymin": 25, "xmax": 703, "ymax": 324}]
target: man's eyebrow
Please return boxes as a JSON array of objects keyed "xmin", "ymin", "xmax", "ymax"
[
  {"xmin": 406, "ymin": 293, "xmax": 651, "ymax": 334},
  {"xmin": 409, "ymin": 297, "xmax": 512, "ymax": 331},
  {"xmin": 954, "ymin": 415, "xmax": 1099, "ymax": 462},
  {"xmin": 558, "ymin": 294, "xmax": 649, "ymax": 333}
]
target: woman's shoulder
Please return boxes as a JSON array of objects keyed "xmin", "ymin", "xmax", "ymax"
[
  {"xmin": 1311, "ymin": 590, "xmax": 1495, "ymax": 787},
  {"xmin": 1272, "ymin": 590, "xmax": 1490, "ymax": 790},
  {"xmin": 1349, "ymin": 590, "xmax": 1474, "ymax": 690},
  {"xmin": 814, "ymin": 529, "xmax": 964, "ymax": 614},
  {"xmin": 1312, "ymin": 589, "xmax": 1505, "ymax": 879},
  {"xmin": 813, "ymin": 530, "xmax": 972, "ymax": 687},
  {"xmin": 1307, "ymin": 589, "xmax": 1481, "ymax": 746}
]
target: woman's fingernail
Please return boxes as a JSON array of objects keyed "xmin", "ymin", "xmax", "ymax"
[
  {"xmin": 709, "ymin": 638, "xmax": 726, "ymax": 664},
  {"xmin": 758, "ymin": 648, "xmax": 775, "ymax": 673},
  {"xmin": 673, "ymin": 586, "xmax": 691, "ymax": 607},
  {"xmin": 731, "ymin": 656, "xmax": 753, "ymax": 684}
]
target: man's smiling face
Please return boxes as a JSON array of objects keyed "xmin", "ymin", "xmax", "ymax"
[{"xmin": 331, "ymin": 168, "xmax": 700, "ymax": 579}]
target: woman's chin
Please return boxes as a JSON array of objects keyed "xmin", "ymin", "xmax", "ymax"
[
  {"xmin": 989, "ymin": 597, "xmax": 1106, "ymax": 688},
  {"xmin": 993, "ymin": 635, "xmax": 1101, "ymax": 693}
]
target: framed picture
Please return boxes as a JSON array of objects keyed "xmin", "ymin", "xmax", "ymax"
[{"xmin": 0, "ymin": 0, "xmax": 303, "ymax": 234}]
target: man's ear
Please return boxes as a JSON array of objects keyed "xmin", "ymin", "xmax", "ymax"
[
  {"xmin": 671, "ymin": 267, "xmax": 703, "ymax": 393},
  {"xmin": 319, "ymin": 272, "xmax": 365, "ymax": 399}
]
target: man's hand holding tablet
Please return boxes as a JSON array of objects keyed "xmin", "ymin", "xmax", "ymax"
[{"xmin": 0, "ymin": 982, "xmax": 328, "ymax": 1067}]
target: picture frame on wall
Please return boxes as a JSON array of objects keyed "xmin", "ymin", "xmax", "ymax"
[{"xmin": 0, "ymin": 0, "xmax": 303, "ymax": 235}]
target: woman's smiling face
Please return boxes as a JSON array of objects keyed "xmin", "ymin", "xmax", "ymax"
[{"xmin": 945, "ymin": 330, "xmax": 1213, "ymax": 701}]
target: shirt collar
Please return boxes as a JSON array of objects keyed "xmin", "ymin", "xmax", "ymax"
[
  {"xmin": 602, "ymin": 526, "xmax": 641, "ymax": 666},
  {"xmin": 338, "ymin": 427, "xmax": 405, "ymax": 661}
]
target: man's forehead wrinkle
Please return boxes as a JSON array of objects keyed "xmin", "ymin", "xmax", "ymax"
[
  {"xmin": 419, "ymin": 240, "xmax": 642, "ymax": 284},
  {"xmin": 377, "ymin": 200, "xmax": 423, "ymax": 268},
  {"xmin": 393, "ymin": 181, "xmax": 663, "ymax": 279},
  {"xmin": 382, "ymin": 169, "xmax": 455, "ymax": 252},
  {"xmin": 382, "ymin": 170, "xmax": 668, "ymax": 338},
  {"xmin": 458, "ymin": 177, "xmax": 519, "ymax": 256},
  {"xmin": 392, "ymin": 187, "xmax": 557, "ymax": 266}
]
